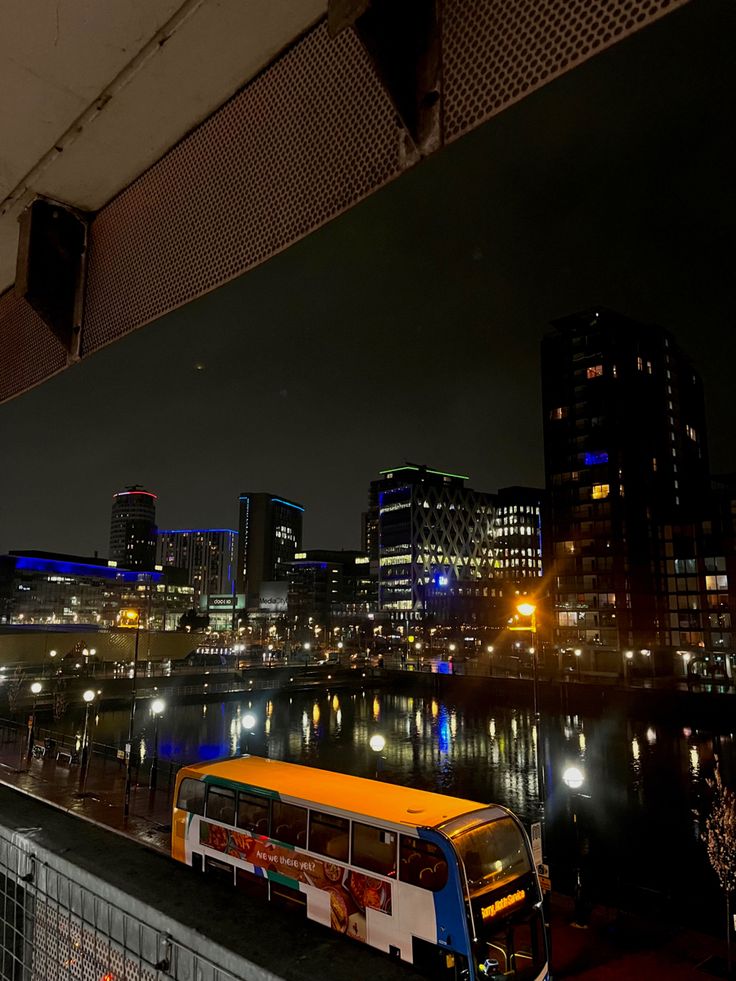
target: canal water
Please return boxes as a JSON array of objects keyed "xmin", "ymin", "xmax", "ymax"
[{"xmin": 76, "ymin": 687, "xmax": 733, "ymax": 932}]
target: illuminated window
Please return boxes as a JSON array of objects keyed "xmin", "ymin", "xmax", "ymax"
[
  {"xmin": 586, "ymin": 364, "xmax": 603, "ymax": 379},
  {"xmin": 592, "ymin": 484, "xmax": 610, "ymax": 500},
  {"xmin": 550, "ymin": 406, "xmax": 567, "ymax": 420},
  {"xmin": 686, "ymin": 425, "xmax": 698, "ymax": 442},
  {"xmin": 637, "ymin": 356, "xmax": 643, "ymax": 371}
]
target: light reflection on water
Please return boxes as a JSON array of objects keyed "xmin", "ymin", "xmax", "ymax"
[{"xmin": 75, "ymin": 688, "xmax": 734, "ymax": 926}]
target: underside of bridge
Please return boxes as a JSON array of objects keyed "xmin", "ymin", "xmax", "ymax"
[{"xmin": 0, "ymin": 0, "xmax": 689, "ymax": 404}]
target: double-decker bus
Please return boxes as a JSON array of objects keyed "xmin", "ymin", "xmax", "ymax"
[{"xmin": 172, "ymin": 756, "xmax": 548, "ymax": 980}]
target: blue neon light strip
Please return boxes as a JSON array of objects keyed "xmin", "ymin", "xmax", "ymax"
[
  {"xmin": 158, "ymin": 529, "xmax": 237, "ymax": 535},
  {"xmin": 271, "ymin": 498, "xmax": 305, "ymax": 512},
  {"xmin": 15, "ymin": 556, "xmax": 162, "ymax": 584}
]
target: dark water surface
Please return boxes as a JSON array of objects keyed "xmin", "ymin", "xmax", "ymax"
[{"xmin": 73, "ymin": 687, "xmax": 733, "ymax": 931}]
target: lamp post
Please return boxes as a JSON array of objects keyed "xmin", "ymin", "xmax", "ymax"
[
  {"xmin": 27, "ymin": 682, "xmax": 42, "ymax": 761},
  {"xmin": 124, "ymin": 609, "xmax": 142, "ymax": 819},
  {"xmin": 562, "ymin": 765, "xmax": 588, "ymax": 928},
  {"xmin": 623, "ymin": 650, "xmax": 633, "ymax": 685},
  {"xmin": 574, "ymin": 648, "xmax": 582, "ymax": 680},
  {"xmin": 78, "ymin": 689, "xmax": 96, "ymax": 795},
  {"xmin": 369, "ymin": 733, "xmax": 386, "ymax": 779},
  {"xmin": 149, "ymin": 698, "xmax": 165, "ymax": 792},
  {"xmin": 242, "ymin": 712, "xmax": 256, "ymax": 755}
]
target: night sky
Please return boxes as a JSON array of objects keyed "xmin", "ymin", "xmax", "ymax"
[{"xmin": 1, "ymin": 0, "xmax": 733, "ymax": 557}]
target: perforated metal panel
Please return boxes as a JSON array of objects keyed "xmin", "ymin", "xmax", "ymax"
[
  {"xmin": 1, "ymin": 0, "xmax": 690, "ymax": 402},
  {"xmin": 0, "ymin": 288, "xmax": 67, "ymax": 402},
  {"xmin": 443, "ymin": 0, "xmax": 690, "ymax": 141},
  {"xmin": 83, "ymin": 22, "xmax": 401, "ymax": 356}
]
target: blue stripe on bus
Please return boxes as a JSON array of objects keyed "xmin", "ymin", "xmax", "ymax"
[{"xmin": 418, "ymin": 829, "xmax": 471, "ymax": 960}]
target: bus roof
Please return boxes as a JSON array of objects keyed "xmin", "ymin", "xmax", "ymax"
[{"xmin": 181, "ymin": 755, "xmax": 490, "ymax": 829}]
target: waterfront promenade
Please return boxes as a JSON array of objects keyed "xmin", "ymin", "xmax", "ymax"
[{"xmin": 0, "ymin": 717, "xmax": 728, "ymax": 979}]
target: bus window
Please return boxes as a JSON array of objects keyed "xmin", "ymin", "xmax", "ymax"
[
  {"xmin": 206, "ymin": 786, "xmax": 235, "ymax": 825},
  {"xmin": 399, "ymin": 835, "xmax": 448, "ymax": 891},
  {"xmin": 453, "ymin": 817, "xmax": 530, "ymax": 894},
  {"xmin": 237, "ymin": 791, "xmax": 270, "ymax": 836},
  {"xmin": 272, "ymin": 801, "xmax": 308, "ymax": 848},
  {"xmin": 177, "ymin": 778, "xmax": 205, "ymax": 815},
  {"xmin": 352, "ymin": 822, "xmax": 397, "ymax": 877},
  {"xmin": 309, "ymin": 811, "xmax": 349, "ymax": 862}
]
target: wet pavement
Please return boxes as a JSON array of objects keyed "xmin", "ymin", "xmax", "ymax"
[{"xmin": 0, "ymin": 730, "xmax": 729, "ymax": 978}]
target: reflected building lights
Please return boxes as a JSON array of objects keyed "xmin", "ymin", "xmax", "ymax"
[{"xmin": 646, "ymin": 727, "xmax": 657, "ymax": 746}]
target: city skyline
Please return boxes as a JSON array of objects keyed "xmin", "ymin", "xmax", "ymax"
[{"xmin": 0, "ymin": 0, "xmax": 733, "ymax": 558}]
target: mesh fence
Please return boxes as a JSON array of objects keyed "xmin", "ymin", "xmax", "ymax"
[{"xmin": 0, "ymin": 826, "xmax": 251, "ymax": 981}]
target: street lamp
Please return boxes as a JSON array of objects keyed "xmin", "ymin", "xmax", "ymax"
[
  {"xmin": 149, "ymin": 698, "xmax": 165, "ymax": 792},
  {"xmin": 79, "ymin": 689, "xmax": 95, "ymax": 795},
  {"xmin": 124, "ymin": 608, "xmax": 142, "ymax": 819},
  {"xmin": 562, "ymin": 765, "xmax": 588, "ymax": 927},
  {"xmin": 27, "ymin": 682, "xmax": 42, "ymax": 761},
  {"xmin": 623, "ymin": 650, "xmax": 634, "ymax": 685},
  {"xmin": 516, "ymin": 601, "xmax": 538, "ymax": 713},
  {"xmin": 242, "ymin": 711, "xmax": 256, "ymax": 754},
  {"xmin": 369, "ymin": 733, "xmax": 386, "ymax": 779}
]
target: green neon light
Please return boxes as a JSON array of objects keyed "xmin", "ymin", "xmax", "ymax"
[{"xmin": 379, "ymin": 466, "xmax": 469, "ymax": 481}]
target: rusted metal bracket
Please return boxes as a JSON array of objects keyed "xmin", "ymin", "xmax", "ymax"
[
  {"xmin": 16, "ymin": 197, "xmax": 90, "ymax": 363},
  {"xmin": 328, "ymin": 0, "xmax": 443, "ymax": 157}
]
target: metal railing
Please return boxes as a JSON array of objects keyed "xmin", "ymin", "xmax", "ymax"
[{"xmin": 0, "ymin": 824, "xmax": 254, "ymax": 981}]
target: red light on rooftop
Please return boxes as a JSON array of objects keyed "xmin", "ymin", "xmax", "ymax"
[{"xmin": 113, "ymin": 490, "xmax": 157, "ymax": 500}]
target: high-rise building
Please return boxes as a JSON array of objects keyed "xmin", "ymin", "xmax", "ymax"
[
  {"xmin": 156, "ymin": 528, "xmax": 238, "ymax": 606},
  {"xmin": 369, "ymin": 464, "xmax": 498, "ymax": 624},
  {"xmin": 236, "ymin": 493, "xmax": 303, "ymax": 611},
  {"xmin": 491, "ymin": 486, "xmax": 545, "ymax": 586},
  {"xmin": 542, "ymin": 309, "xmax": 709, "ymax": 650},
  {"xmin": 109, "ymin": 485, "xmax": 157, "ymax": 570}
]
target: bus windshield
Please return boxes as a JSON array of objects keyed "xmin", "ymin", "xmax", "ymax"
[{"xmin": 453, "ymin": 817, "xmax": 531, "ymax": 896}]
